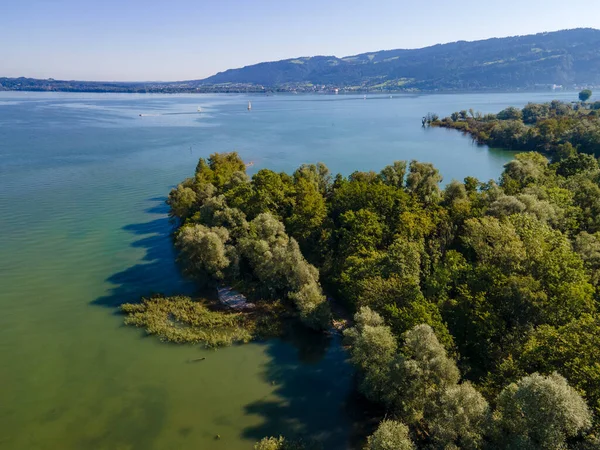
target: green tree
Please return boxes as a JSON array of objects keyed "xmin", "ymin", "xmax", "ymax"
[
  {"xmin": 255, "ymin": 436, "xmax": 287, "ymax": 450},
  {"xmin": 406, "ymin": 161, "xmax": 443, "ymax": 205},
  {"xmin": 365, "ymin": 420, "xmax": 415, "ymax": 450},
  {"xmin": 351, "ymin": 274, "xmax": 454, "ymax": 350},
  {"xmin": 492, "ymin": 372, "xmax": 592, "ymax": 449},
  {"xmin": 428, "ymin": 382, "xmax": 489, "ymax": 450},
  {"xmin": 552, "ymin": 142, "xmax": 577, "ymax": 162},
  {"xmin": 573, "ymin": 231, "xmax": 600, "ymax": 286},
  {"xmin": 195, "ymin": 152, "xmax": 246, "ymax": 188},
  {"xmin": 555, "ymin": 153, "xmax": 599, "ymax": 177},
  {"xmin": 443, "ymin": 179, "xmax": 467, "ymax": 204},
  {"xmin": 390, "ymin": 324, "xmax": 460, "ymax": 423},
  {"xmin": 198, "ymin": 196, "xmax": 249, "ymax": 239},
  {"xmin": 379, "ymin": 161, "xmax": 407, "ymax": 189},
  {"xmin": 175, "ymin": 224, "xmax": 231, "ymax": 283},
  {"xmin": 293, "ymin": 163, "xmax": 331, "ymax": 193},
  {"xmin": 567, "ymin": 174, "xmax": 600, "ymax": 232},
  {"xmin": 167, "ymin": 183, "xmax": 197, "ymax": 220},
  {"xmin": 579, "ymin": 89, "xmax": 593, "ymax": 103},
  {"xmin": 513, "ymin": 314, "xmax": 600, "ymax": 416},
  {"xmin": 497, "ymin": 106, "xmax": 523, "ymax": 121},
  {"xmin": 500, "ymin": 152, "xmax": 549, "ymax": 193},
  {"xmin": 239, "ymin": 213, "xmax": 330, "ymax": 329},
  {"xmin": 337, "ymin": 209, "xmax": 384, "ymax": 257},
  {"xmin": 343, "ymin": 307, "xmax": 397, "ymax": 403},
  {"xmin": 245, "ymin": 169, "xmax": 292, "ymax": 218},
  {"xmin": 509, "ymin": 213, "xmax": 595, "ymax": 325},
  {"xmin": 461, "ymin": 216, "xmax": 526, "ymax": 272},
  {"xmin": 328, "ymin": 175, "xmax": 407, "ymax": 238},
  {"xmin": 487, "ymin": 194, "xmax": 527, "ymax": 217},
  {"xmin": 522, "ymin": 102, "xmax": 549, "ymax": 124},
  {"xmin": 285, "ymin": 175, "xmax": 327, "ymax": 243},
  {"xmin": 254, "ymin": 436, "xmax": 307, "ymax": 450}
]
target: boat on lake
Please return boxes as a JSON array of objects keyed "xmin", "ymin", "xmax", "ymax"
[{"xmin": 248, "ymin": 101, "xmax": 252, "ymax": 111}]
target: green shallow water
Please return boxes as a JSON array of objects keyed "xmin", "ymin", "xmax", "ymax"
[{"xmin": 0, "ymin": 90, "xmax": 575, "ymax": 449}]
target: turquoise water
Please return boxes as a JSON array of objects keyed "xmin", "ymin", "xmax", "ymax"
[{"xmin": 0, "ymin": 90, "xmax": 576, "ymax": 449}]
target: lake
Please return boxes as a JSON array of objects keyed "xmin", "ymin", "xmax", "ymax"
[{"xmin": 0, "ymin": 90, "xmax": 576, "ymax": 449}]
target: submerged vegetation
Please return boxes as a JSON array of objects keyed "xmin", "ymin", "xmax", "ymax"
[
  {"xmin": 130, "ymin": 106, "xmax": 600, "ymax": 446},
  {"xmin": 121, "ymin": 295, "xmax": 283, "ymax": 347},
  {"xmin": 122, "ymin": 295, "xmax": 253, "ymax": 346}
]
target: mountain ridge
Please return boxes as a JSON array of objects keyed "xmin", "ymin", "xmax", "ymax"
[
  {"xmin": 198, "ymin": 28, "xmax": 600, "ymax": 90},
  {"xmin": 2, "ymin": 28, "xmax": 600, "ymax": 93}
]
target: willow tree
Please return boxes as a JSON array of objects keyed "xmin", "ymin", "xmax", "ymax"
[
  {"xmin": 364, "ymin": 420, "xmax": 415, "ymax": 450},
  {"xmin": 492, "ymin": 372, "xmax": 592, "ymax": 449}
]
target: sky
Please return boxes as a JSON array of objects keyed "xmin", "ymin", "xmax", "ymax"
[{"xmin": 2, "ymin": 0, "xmax": 600, "ymax": 81}]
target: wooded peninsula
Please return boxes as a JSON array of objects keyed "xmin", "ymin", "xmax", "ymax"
[
  {"xmin": 427, "ymin": 95, "xmax": 600, "ymax": 160},
  {"xmin": 122, "ymin": 97, "xmax": 600, "ymax": 448}
]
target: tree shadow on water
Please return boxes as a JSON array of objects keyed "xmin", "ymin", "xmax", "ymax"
[
  {"xmin": 92, "ymin": 197, "xmax": 196, "ymax": 310},
  {"xmin": 242, "ymin": 326, "xmax": 357, "ymax": 449}
]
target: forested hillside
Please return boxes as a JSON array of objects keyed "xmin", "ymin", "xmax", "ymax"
[
  {"xmin": 153, "ymin": 148, "xmax": 600, "ymax": 449},
  {"xmin": 4, "ymin": 29, "xmax": 600, "ymax": 93},
  {"xmin": 201, "ymin": 28, "xmax": 600, "ymax": 90}
]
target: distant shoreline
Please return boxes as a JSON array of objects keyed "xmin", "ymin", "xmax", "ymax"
[{"xmin": 0, "ymin": 85, "xmax": 582, "ymax": 96}]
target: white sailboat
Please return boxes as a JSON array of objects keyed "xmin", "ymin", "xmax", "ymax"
[
  {"xmin": 247, "ymin": 101, "xmax": 252, "ymax": 111},
  {"xmin": 197, "ymin": 106, "xmax": 202, "ymax": 113}
]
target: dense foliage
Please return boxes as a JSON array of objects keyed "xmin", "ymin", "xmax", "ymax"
[
  {"xmin": 433, "ymin": 99, "xmax": 600, "ymax": 159},
  {"xmin": 345, "ymin": 311, "xmax": 594, "ymax": 449},
  {"xmin": 167, "ymin": 148, "xmax": 600, "ymax": 448},
  {"xmin": 166, "ymin": 153, "xmax": 331, "ymax": 330}
]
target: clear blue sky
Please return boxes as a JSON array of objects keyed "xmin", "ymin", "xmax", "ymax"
[{"xmin": 2, "ymin": 0, "xmax": 599, "ymax": 81}]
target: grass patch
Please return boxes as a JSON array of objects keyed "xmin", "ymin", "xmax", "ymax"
[{"xmin": 121, "ymin": 295, "xmax": 284, "ymax": 348}]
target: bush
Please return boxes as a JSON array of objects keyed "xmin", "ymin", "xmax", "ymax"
[{"xmin": 365, "ymin": 420, "xmax": 415, "ymax": 450}]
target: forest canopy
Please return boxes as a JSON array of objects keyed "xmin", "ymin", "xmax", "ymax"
[
  {"xmin": 161, "ymin": 149, "xmax": 600, "ymax": 448},
  {"xmin": 430, "ymin": 99, "xmax": 600, "ymax": 161}
]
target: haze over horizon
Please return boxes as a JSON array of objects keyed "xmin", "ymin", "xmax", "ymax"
[{"xmin": 2, "ymin": 0, "xmax": 600, "ymax": 82}]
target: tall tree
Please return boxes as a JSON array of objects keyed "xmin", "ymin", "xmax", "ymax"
[
  {"xmin": 579, "ymin": 89, "xmax": 593, "ymax": 103},
  {"xmin": 492, "ymin": 372, "xmax": 592, "ymax": 449},
  {"xmin": 364, "ymin": 420, "xmax": 415, "ymax": 450}
]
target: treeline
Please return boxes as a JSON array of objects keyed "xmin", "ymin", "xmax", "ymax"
[
  {"xmin": 430, "ymin": 100, "xmax": 600, "ymax": 158},
  {"xmin": 167, "ymin": 151, "xmax": 600, "ymax": 448},
  {"xmin": 0, "ymin": 77, "xmax": 268, "ymax": 94}
]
